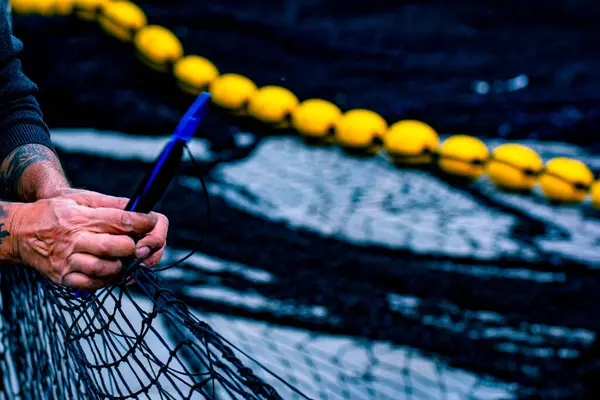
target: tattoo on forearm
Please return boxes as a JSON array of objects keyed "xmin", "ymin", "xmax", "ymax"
[
  {"xmin": 0, "ymin": 204, "xmax": 9, "ymax": 246},
  {"xmin": 0, "ymin": 144, "xmax": 56, "ymax": 200}
]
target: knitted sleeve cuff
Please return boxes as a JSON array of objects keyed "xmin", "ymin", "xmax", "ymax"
[{"xmin": 0, "ymin": 118, "xmax": 57, "ymax": 165}]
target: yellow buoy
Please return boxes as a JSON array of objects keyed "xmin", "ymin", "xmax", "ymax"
[
  {"xmin": 174, "ymin": 56, "xmax": 219, "ymax": 95},
  {"xmin": 24, "ymin": 0, "xmax": 58, "ymax": 15},
  {"xmin": 73, "ymin": 0, "xmax": 107, "ymax": 20},
  {"xmin": 384, "ymin": 120, "xmax": 439, "ymax": 165},
  {"xmin": 590, "ymin": 181, "xmax": 600, "ymax": 209},
  {"xmin": 36, "ymin": 0, "xmax": 56, "ymax": 15},
  {"xmin": 538, "ymin": 157, "xmax": 593, "ymax": 204},
  {"xmin": 485, "ymin": 144, "xmax": 543, "ymax": 192},
  {"xmin": 134, "ymin": 25, "xmax": 183, "ymax": 72},
  {"xmin": 11, "ymin": 0, "xmax": 47, "ymax": 14},
  {"xmin": 72, "ymin": 0, "xmax": 106, "ymax": 19},
  {"xmin": 291, "ymin": 99, "xmax": 342, "ymax": 141},
  {"xmin": 98, "ymin": 1, "xmax": 147, "ymax": 42},
  {"xmin": 335, "ymin": 109, "xmax": 388, "ymax": 154},
  {"xmin": 247, "ymin": 86, "xmax": 299, "ymax": 127},
  {"xmin": 54, "ymin": 0, "xmax": 75, "ymax": 15},
  {"xmin": 209, "ymin": 73, "xmax": 257, "ymax": 114},
  {"xmin": 438, "ymin": 135, "xmax": 489, "ymax": 179},
  {"xmin": 24, "ymin": 0, "xmax": 74, "ymax": 15}
]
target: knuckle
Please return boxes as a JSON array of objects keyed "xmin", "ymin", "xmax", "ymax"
[
  {"xmin": 145, "ymin": 212, "xmax": 158, "ymax": 226},
  {"xmin": 95, "ymin": 239, "xmax": 111, "ymax": 255},
  {"xmin": 71, "ymin": 231, "xmax": 88, "ymax": 249},
  {"xmin": 96, "ymin": 262, "xmax": 115, "ymax": 278},
  {"xmin": 142, "ymin": 236, "xmax": 164, "ymax": 250},
  {"xmin": 120, "ymin": 212, "xmax": 133, "ymax": 231},
  {"xmin": 57, "ymin": 207, "xmax": 86, "ymax": 229},
  {"xmin": 56, "ymin": 205, "xmax": 76, "ymax": 223},
  {"xmin": 91, "ymin": 261, "xmax": 103, "ymax": 276}
]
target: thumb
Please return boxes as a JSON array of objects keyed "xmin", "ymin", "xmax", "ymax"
[{"xmin": 66, "ymin": 190, "xmax": 130, "ymax": 210}]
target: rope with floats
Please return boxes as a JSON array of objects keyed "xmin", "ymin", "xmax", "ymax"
[{"xmin": 11, "ymin": 0, "xmax": 600, "ymax": 209}]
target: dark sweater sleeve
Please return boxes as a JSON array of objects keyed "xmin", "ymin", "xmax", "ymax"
[{"xmin": 0, "ymin": 10, "xmax": 55, "ymax": 165}]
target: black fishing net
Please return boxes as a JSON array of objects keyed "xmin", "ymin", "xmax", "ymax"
[
  {"xmin": 0, "ymin": 263, "xmax": 289, "ymax": 399},
  {"xmin": 1, "ymin": 1, "xmax": 600, "ymax": 399}
]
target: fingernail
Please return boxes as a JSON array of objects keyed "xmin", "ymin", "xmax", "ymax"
[{"xmin": 136, "ymin": 246, "xmax": 151, "ymax": 258}]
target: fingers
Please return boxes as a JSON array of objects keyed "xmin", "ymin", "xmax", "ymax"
[
  {"xmin": 66, "ymin": 190, "xmax": 130, "ymax": 210},
  {"xmin": 68, "ymin": 252, "xmax": 123, "ymax": 278},
  {"xmin": 62, "ymin": 272, "xmax": 112, "ymax": 291},
  {"xmin": 84, "ymin": 208, "xmax": 157, "ymax": 235},
  {"xmin": 73, "ymin": 232, "xmax": 136, "ymax": 258},
  {"xmin": 135, "ymin": 212, "xmax": 168, "ymax": 265}
]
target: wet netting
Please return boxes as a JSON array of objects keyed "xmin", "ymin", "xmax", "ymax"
[
  {"xmin": 2, "ymin": 1, "xmax": 600, "ymax": 399},
  {"xmin": 0, "ymin": 264, "xmax": 287, "ymax": 399}
]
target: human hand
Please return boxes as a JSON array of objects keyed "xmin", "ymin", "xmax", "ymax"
[
  {"xmin": 9, "ymin": 190, "xmax": 168, "ymax": 290},
  {"xmin": 38, "ymin": 188, "xmax": 169, "ymax": 269}
]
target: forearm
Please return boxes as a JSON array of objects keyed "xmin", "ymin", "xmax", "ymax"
[{"xmin": 0, "ymin": 143, "xmax": 70, "ymax": 202}]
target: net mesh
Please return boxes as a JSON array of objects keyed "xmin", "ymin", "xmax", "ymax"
[
  {"xmin": 0, "ymin": 263, "xmax": 288, "ymax": 399},
  {"xmin": 3, "ymin": 1, "xmax": 600, "ymax": 399}
]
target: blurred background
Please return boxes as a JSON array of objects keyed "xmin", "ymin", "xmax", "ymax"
[{"xmin": 7, "ymin": 0, "xmax": 600, "ymax": 399}]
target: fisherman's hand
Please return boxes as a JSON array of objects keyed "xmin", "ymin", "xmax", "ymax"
[
  {"xmin": 9, "ymin": 190, "xmax": 167, "ymax": 290},
  {"xmin": 39, "ymin": 189, "xmax": 169, "ymax": 269}
]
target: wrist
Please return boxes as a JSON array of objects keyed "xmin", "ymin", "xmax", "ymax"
[
  {"xmin": 0, "ymin": 143, "xmax": 70, "ymax": 202},
  {"xmin": 34, "ymin": 179, "xmax": 71, "ymax": 200}
]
